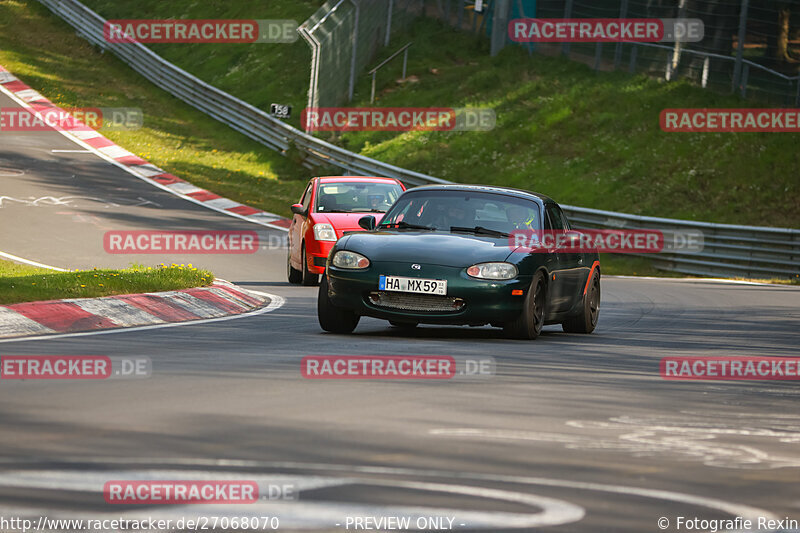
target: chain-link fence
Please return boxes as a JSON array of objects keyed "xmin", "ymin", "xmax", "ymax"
[
  {"xmin": 298, "ymin": 0, "xmax": 417, "ymax": 123},
  {"xmin": 414, "ymin": 0, "xmax": 800, "ymax": 105}
]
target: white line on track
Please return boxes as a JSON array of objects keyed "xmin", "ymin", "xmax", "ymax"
[
  {"xmin": 0, "ymin": 83, "xmax": 288, "ymax": 232},
  {"xmin": 0, "ymin": 250, "xmax": 68, "ymax": 271},
  {"xmin": 606, "ymin": 275, "xmax": 787, "ymax": 287},
  {"xmin": 0, "ymin": 251, "xmax": 286, "ymax": 344},
  {"xmin": 0, "ymin": 458, "xmax": 778, "ymax": 532},
  {"xmin": 0, "ymin": 469, "xmax": 585, "ymax": 530}
]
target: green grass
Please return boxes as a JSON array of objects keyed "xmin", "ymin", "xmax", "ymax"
[
  {"xmin": 0, "ymin": 260, "xmax": 213, "ymax": 305},
  {"xmin": 80, "ymin": 0, "xmax": 318, "ymax": 131},
  {"xmin": 50, "ymin": 2, "xmax": 800, "ymax": 228},
  {"xmin": 3, "ymin": 2, "xmax": 798, "ymax": 280},
  {"xmin": 0, "ymin": 0, "xmax": 313, "ymax": 218},
  {"xmin": 339, "ymin": 18, "xmax": 799, "ymax": 228}
]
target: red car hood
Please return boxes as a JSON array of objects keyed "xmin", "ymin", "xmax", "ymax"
[{"xmin": 312, "ymin": 212, "xmax": 386, "ymax": 236}]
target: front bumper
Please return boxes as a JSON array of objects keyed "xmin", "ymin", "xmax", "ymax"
[
  {"xmin": 306, "ymin": 240, "xmax": 335, "ymax": 274},
  {"xmin": 327, "ymin": 261, "xmax": 532, "ymax": 325}
]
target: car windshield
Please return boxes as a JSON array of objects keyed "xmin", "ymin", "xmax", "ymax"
[
  {"xmin": 378, "ymin": 190, "xmax": 541, "ymax": 234},
  {"xmin": 315, "ymin": 181, "xmax": 403, "ymax": 213}
]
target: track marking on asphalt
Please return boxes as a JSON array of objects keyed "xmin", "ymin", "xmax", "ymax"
[
  {"xmin": 0, "ymin": 250, "xmax": 68, "ymax": 271},
  {"xmin": 0, "ymin": 195, "xmax": 161, "ymax": 208},
  {"xmin": 606, "ymin": 275, "xmax": 785, "ymax": 287},
  {"xmin": 431, "ymin": 411, "xmax": 800, "ymax": 470},
  {"xmin": 0, "ymin": 250, "xmax": 287, "ymax": 344},
  {"xmin": 0, "ymin": 469, "xmax": 584, "ymax": 530},
  {"xmin": 0, "ymin": 83, "xmax": 288, "ymax": 232},
  {"xmin": 0, "ymin": 459, "xmax": 778, "ymax": 531},
  {"xmin": 0, "ymin": 167, "xmax": 24, "ymax": 176},
  {"xmin": 50, "ymin": 149, "xmax": 92, "ymax": 153}
]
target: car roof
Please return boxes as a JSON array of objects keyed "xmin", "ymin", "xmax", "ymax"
[
  {"xmin": 403, "ymin": 184, "xmax": 554, "ymax": 204},
  {"xmin": 317, "ymin": 176, "xmax": 401, "ymax": 184}
]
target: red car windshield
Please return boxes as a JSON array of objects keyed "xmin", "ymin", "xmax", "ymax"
[{"xmin": 315, "ymin": 181, "xmax": 403, "ymax": 213}]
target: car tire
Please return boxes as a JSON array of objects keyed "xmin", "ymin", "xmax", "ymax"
[
  {"xmin": 504, "ymin": 271, "xmax": 546, "ymax": 340},
  {"xmin": 287, "ymin": 248, "xmax": 302, "ymax": 284},
  {"xmin": 301, "ymin": 244, "xmax": 319, "ymax": 286},
  {"xmin": 562, "ymin": 269, "xmax": 600, "ymax": 334},
  {"xmin": 389, "ymin": 320, "xmax": 418, "ymax": 330},
  {"xmin": 318, "ymin": 275, "xmax": 360, "ymax": 333}
]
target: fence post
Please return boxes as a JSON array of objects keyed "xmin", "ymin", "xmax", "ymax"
[
  {"xmin": 796, "ymin": 77, "xmax": 800, "ymax": 106},
  {"xmin": 516, "ymin": 0, "xmax": 534, "ymax": 55},
  {"xmin": 732, "ymin": 0, "xmax": 749, "ymax": 93},
  {"xmin": 457, "ymin": 0, "xmax": 464, "ymax": 28},
  {"xmin": 402, "ymin": 46, "xmax": 409, "ymax": 79},
  {"xmin": 562, "ymin": 0, "xmax": 573, "ymax": 57},
  {"xmin": 670, "ymin": 0, "xmax": 687, "ymax": 79},
  {"xmin": 594, "ymin": 43, "xmax": 603, "ymax": 71},
  {"xmin": 490, "ymin": 0, "xmax": 511, "ymax": 56},
  {"xmin": 740, "ymin": 63, "xmax": 749, "ymax": 98},
  {"xmin": 628, "ymin": 44, "xmax": 637, "ymax": 74},
  {"xmin": 385, "ymin": 0, "xmax": 393, "ymax": 46},
  {"xmin": 347, "ymin": 0, "xmax": 360, "ymax": 102},
  {"xmin": 614, "ymin": 0, "xmax": 629, "ymax": 70},
  {"xmin": 701, "ymin": 56, "xmax": 710, "ymax": 88}
]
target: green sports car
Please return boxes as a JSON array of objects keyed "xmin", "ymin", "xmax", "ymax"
[{"xmin": 317, "ymin": 184, "xmax": 600, "ymax": 339}]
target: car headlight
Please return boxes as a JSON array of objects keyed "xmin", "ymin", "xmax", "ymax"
[
  {"xmin": 466, "ymin": 262, "xmax": 518, "ymax": 280},
  {"xmin": 313, "ymin": 223, "xmax": 337, "ymax": 241},
  {"xmin": 332, "ymin": 251, "xmax": 370, "ymax": 269}
]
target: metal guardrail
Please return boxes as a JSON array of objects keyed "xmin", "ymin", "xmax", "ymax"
[
  {"xmin": 38, "ymin": 0, "xmax": 800, "ymax": 279},
  {"xmin": 37, "ymin": 0, "xmax": 449, "ymax": 187}
]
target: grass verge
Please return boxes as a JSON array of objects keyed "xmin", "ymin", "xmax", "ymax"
[
  {"xmin": 65, "ymin": 1, "xmax": 800, "ymax": 228},
  {"xmin": 340, "ymin": 18, "xmax": 799, "ymax": 228},
  {"xmin": 0, "ymin": 0, "xmax": 311, "ymax": 218},
  {"xmin": 0, "ymin": 260, "xmax": 213, "ymax": 305}
]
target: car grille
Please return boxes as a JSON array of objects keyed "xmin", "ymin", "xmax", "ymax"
[{"xmin": 367, "ymin": 291, "xmax": 465, "ymax": 313}]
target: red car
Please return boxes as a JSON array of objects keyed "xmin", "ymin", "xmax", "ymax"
[{"xmin": 287, "ymin": 176, "xmax": 406, "ymax": 285}]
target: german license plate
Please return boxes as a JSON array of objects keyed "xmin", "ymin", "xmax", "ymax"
[{"xmin": 379, "ymin": 275, "xmax": 447, "ymax": 296}]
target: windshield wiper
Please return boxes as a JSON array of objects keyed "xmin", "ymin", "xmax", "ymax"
[
  {"xmin": 450, "ymin": 226, "xmax": 511, "ymax": 238},
  {"xmin": 380, "ymin": 221, "xmax": 435, "ymax": 231}
]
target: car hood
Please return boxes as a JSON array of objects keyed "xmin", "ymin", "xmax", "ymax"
[{"xmin": 341, "ymin": 231, "xmax": 514, "ymax": 267}]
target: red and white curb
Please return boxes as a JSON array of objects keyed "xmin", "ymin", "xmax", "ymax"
[
  {"xmin": 0, "ymin": 63, "xmax": 290, "ymax": 231},
  {"xmin": 0, "ymin": 280, "xmax": 273, "ymax": 339}
]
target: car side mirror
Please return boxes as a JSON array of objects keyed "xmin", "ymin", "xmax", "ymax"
[
  {"xmin": 358, "ymin": 215, "xmax": 376, "ymax": 231},
  {"xmin": 291, "ymin": 203, "xmax": 307, "ymax": 216}
]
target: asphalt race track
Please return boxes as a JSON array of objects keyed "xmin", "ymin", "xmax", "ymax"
[{"xmin": 1, "ymin": 88, "xmax": 800, "ymax": 532}]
